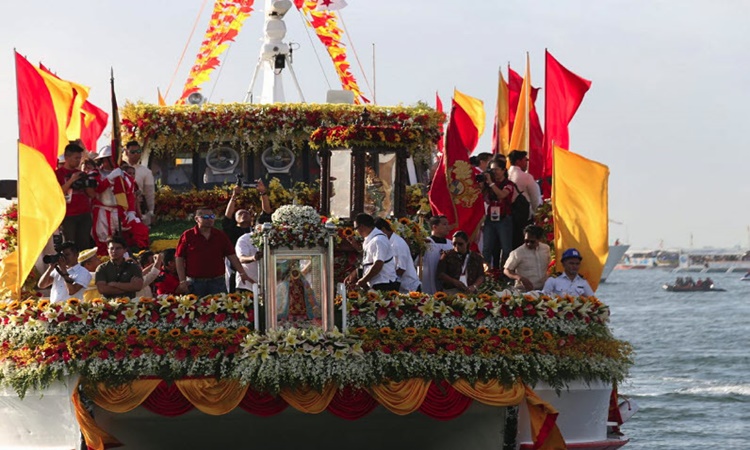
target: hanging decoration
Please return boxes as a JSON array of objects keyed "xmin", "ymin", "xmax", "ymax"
[
  {"xmin": 177, "ymin": 0, "xmax": 256, "ymax": 104},
  {"xmin": 295, "ymin": 0, "xmax": 369, "ymax": 104}
]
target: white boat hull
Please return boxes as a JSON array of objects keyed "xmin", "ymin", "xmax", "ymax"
[{"xmin": 601, "ymin": 245, "xmax": 629, "ymax": 282}]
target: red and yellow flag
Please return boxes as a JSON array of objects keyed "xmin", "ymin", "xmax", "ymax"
[
  {"xmin": 428, "ymin": 91, "xmax": 486, "ymax": 238},
  {"xmin": 552, "ymin": 145, "xmax": 609, "ymax": 291},
  {"xmin": 509, "ymin": 53, "xmax": 531, "ymax": 153},
  {"xmin": 491, "ymin": 68, "xmax": 510, "ymax": 156}
]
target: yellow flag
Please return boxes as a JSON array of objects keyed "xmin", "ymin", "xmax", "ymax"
[
  {"xmin": 509, "ymin": 53, "xmax": 531, "ymax": 152},
  {"xmin": 495, "ymin": 70, "xmax": 510, "ymax": 156},
  {"xmin": 157, "ymin": 87, "xmax": 166, "ymax": 107},
  {"xmin": 453, "ymin": 88, "xmax": 486, "ymax": 138},
  {"xmin": 552, "ymin": 145, "xmax": 609, "ymax": 291},
  {"xmin": 18, "ymin": 143, "xmax": 67, "ymax": 289}
]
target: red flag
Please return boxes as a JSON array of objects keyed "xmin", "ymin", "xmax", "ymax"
[
  {"xmin": 428, "ymin": 97, "xmax": 486, "ymax": 239},
  {"xmin": 543, "ymin": 50, "xmax": 592, "ymax": 179},
  {"xmin": 508, "ymin": 67, "xmax": 544, "ymax": 178},
  {"xmin": 79, "ymin": 101, "xmax": 109, "ymax": 151},
  {"xmin": 436, "ymin": 91, "xmax": 444, "ymax": 152},
  {"xmin": 15, "ymin": 52, "xmax": 61, "ymax": 168}
]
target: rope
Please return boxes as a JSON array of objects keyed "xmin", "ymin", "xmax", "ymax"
[
  {"xmin": 338, "ymin": 11, "xmax": 373, "ymax": 99},
  {"xmin": 296, "ymin": 8, "xmax": 332, "ymax": 90},
  {"xmin": 164, "ymin": 0, "xmax": 210, "ymax": 101},
  {"xmin": 207, "ymin": 43, "xmax": 231, "ymax": 102}
]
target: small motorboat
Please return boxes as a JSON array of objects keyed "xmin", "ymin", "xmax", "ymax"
[
  {"xmin": 663, "ymin": 277, "xmax": 725, "ymax": 292},
  {"xmin": 741, "ymin": 272, "xmax": 750, "ymax": 281}
]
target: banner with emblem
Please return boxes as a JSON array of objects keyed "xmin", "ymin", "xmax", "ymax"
[{"xmin": 428, "ymin": 91, "xmax": 486, "ymax": 240}]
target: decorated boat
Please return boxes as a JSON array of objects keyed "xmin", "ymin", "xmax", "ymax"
[{"xmin": 1, "ymin": 2, "xmax": 635, "ymax": 449}]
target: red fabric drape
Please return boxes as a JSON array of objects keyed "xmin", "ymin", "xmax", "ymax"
[
  {"xmin": 238, "ymin": 387, "xmax": 289, "ymax": 416},
  {"xmin": 327, "ymin": 386, "xmax": 378, "ymax": 420},
  {"xmin": 419, "ymin": 380, "xmax": 473, "ymax": 420},
  {"xmin": 141, "ymin": 382, "xmax": 194, "ymax": 417}
]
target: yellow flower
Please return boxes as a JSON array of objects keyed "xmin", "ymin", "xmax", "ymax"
[
  {"xmin": 45, "ymin": 336, "xmax": 60, "ymax": 345},
  {"xmin": 88, "ymin": 329, "xmax": 101, "ymax": 337},
  {"xmin": 105, "ymin": 328, "xmax": 117, "ymax": 337},
  {"xmin": 433, "ymin": 292, "xmax": 447, "ymax": 300},
  {"xmin": 127, "ymin": 327, "xmax": 139, "ymax": 336},
  {"xmin": 453, "ymin": 326, "xmax": 466, "ymax": 336},
  {"xmin": 236, "ymin": 326, "xmax": 250, "ymax": 335},
  {"xmin": 499, "ymin": 328, "xmax": 511, "ymax": 337},
  {"xmin": 169, "ymin": 328, "xmax": 181, "ymax": 337},
  {"xmin": 354, "ymin": 327, "xmax": 368, "ymax": 335},
  {"xmin": 190, "ymin": 329, "xmax": 203, "ymax": 337},
  {"xmin": 477, "ymin": 327, "xmax": 490, "ymax": 335},
  {"xmin": 428, "ymin": 327, "xmax": 441, "ymax": 335},
  {"xmin": 213, "ymin": 328, "xmax": 228, "ymax": 336},
  {"xmin": 147, "ymin": 328, "xmax": 160, "ymax": 337},
  {"xmin": 66, "ymin": 298, "xmax": 80, "ymax": 307},
  {"xmin": 379, "ymin": 327, "xmax": 392, "ymax": 335},
  {"xmin": 404, "ymin": 327, "xmax": 417, "ymax": 336},
  {"xmin": 521, "ymin": 327, "xmax": 533, "ymax": 338}
]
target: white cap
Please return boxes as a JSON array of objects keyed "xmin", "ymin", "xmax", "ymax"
[{"xmin": 96, "ymin": 145, "xmax": 112, "ymax": 159}]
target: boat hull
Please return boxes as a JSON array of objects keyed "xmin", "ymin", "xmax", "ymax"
[{"xmin": 601, "ymin": 245, "xmax": 629, "ymax": 282}]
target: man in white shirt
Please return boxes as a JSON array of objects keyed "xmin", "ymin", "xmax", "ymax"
[
  {"xmin": 374, "ymin": 218, "xmax": 421, "ymax": 293},
  {"xmin": 123, "ymin": 141, "xmax": 156, "ymax": 226},
  {"xmin": 508, "ymin": 150, "xmax": 542, "ymax": 249},
  {"xmin": 235, "ymin": 230, "xmax": 260, "ymax": 292},
  {"xmin": 345, "ymin": 213, "xmax": 398, "ymax": 291},
  {"xmin": 38, "ymin": 242, "xmax": 92, "ymax": 302},
  {"xmin": 543, "ymin": 248, "xmax": 595, "ymax": 297},
  {"xmin": 420, "ymin": 215, "xmax": 454, "ymax": 294},
  {"xmin": 504, "ymin": 225, "xmax": 551, "ymax": 291}
]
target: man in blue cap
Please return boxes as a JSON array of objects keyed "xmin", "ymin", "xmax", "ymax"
[{"xmin": 542, "ymin": 248, "xmax": 595, "ymax": 297}]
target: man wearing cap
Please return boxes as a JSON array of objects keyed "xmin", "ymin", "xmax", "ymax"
[
  {"xmin": 123, "ymin": 141, "xmax": 156, "ymax": 226},
  {"xmin": 37, "ymin": 242, "xmax": 92, "ymax": 303},
  {"xmin": 96, "ymin": 236, "xmax": 144, "ymax": 299},
  {"xmin": 543, "ymin": 248, "xmax": 595, "ymax": 297},
  {"xmin": 77, "ymin": 247, "xmax": 102, "ymax": 301},
  {"xmin": 175, "ymin": 207, "xmax": 253, "ymax": 296}
]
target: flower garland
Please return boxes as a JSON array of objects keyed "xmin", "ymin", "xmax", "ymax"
[
  {"xmin": 0, "ymin": 290, "xmax": 632, "ymax": 397},
  {"xmin": 0, "ymin": 203, "xmax": 18, "ymax": 261},
  {"xmin": 121, "ymin": 103, "xmax": 445, "ymax": 164}
]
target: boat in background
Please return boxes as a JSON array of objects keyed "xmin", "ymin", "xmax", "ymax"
[
  {"xmin": 675, "ymin": 248, "xmax": 750, "ymax": 273},
  {"xmin": 616, "ymin": 249, "xmax": 679, "ymax": 270},
  {"xmin": 740, "ymin": 272, "xmax": 750, "ymax": 281},
  {"xmin": 601, "ymin": 244, "xmax": 629, "ymax": 282},
  {"xmin": 662, "ymin": 277, "xmax": 725, "ymax": 292}
]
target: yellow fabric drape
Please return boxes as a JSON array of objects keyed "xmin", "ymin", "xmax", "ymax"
[
  {"xmin": 72, "ymin": 379, "xmax": 122, "ymax": 450},
  {"xmin": 175, "ymin": 378, "xmax": 249, "ymax": 416},
  {"xmin": 87, "ymin": 379, "xmax": 162, "ymax": 413},
  {"xmin": 509, "ymin": 53, "xmax": 532, "ymax": 152},
  {"xmin": 452, "ymin": 379, "xmax": 526, "ymax": 406},
  {"xmin": 552, "ymin": 145, "xmax": 609, "ymax": 291},
  {"xmin": 524, "ymin": 385, "xmax": 567, "ymax": 450},
  {"xmin": 279, "ymin": 384, "xmax": 336, "ymax": 414},
  {"xmin": 369, "ymin": 379, "xmax": 431, "ymax": 415}
]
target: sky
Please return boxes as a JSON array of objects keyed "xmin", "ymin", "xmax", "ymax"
[{"xmin": 1, "ymin": 1, "xmax": 749, "ymax": 249}]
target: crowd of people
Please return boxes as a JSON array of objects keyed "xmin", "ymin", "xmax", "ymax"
[{"xmin": 40, "ymin": 143, "xmax": 594, "ymax": 303}]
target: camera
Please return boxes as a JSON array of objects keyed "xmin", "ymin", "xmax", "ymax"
[
  {"xmin": 476, "ymin": 171, "xmax": 489, "ymax": 184},
  {"xmin": 43, "ymin": 234, "xmax": 65, "ymax": 264},
  {"xmin": 69, "ymin": 172, "xmax": 98, "ymax": 190},
  {"xmin": 235, "ymin": 173, "xmax": 244, "ymax": 184}
]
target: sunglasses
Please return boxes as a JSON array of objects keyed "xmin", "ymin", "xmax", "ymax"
[
  {"xmin": 128, "ymin": 149, "xmax": 142, "ymax": 154},
  {"xmin": 200, "ymin": 214, "xmax": 216, "ymax": 220},
  {"xmin": 524, "ymin": 239, "xmax": 538, "ymax": 244}
]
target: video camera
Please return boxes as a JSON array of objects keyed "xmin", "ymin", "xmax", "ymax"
[
  {"xmin": 69, "ymin": 171, "xmax": 98, "ymax": 190},
  {"xmin": 42, "ymin": 234, "xmax": 65, "ymax": 265},
  {"xmin": 235, "ymin": 173, "xmax": 258, "ymax": 188},
  {"xmin": 475, "ymin": 171, "xmax": 490, "ymax": 184}
]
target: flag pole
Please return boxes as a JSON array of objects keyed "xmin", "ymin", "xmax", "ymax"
[
  {"xmin": 13, "ymin": 51, "xmax": 23, "ymax": 298},
  {"xmin": 524, "ymin": 52, "xmax": 531, "ymax": 152}
]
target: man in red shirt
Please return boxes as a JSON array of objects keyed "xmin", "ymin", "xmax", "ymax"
[
  {"xmin": 175, "ymin": 207, "xmax": 253, "ymax": 296},
  {"xmin": 56, "ymin": 143, "xmax": 95, "ymax": 247}
]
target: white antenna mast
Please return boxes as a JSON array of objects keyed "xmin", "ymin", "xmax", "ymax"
[{"xmin": 244, "ymin": 0, "xmax": 305, "ymax": 103}]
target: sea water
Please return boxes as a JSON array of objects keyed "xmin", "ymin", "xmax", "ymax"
[{"xmin": 600, "ymin": 269, "xmax": 750, "ymax": 449}]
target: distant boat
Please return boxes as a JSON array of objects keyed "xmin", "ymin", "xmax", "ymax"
[
  {"xmin": 616, "ymin": 249, "xmax": 679, "ymax": 270},
  {"xmin": 662, "ymin": 279, "xmax": 725, "ymax": 292},
  {"xmin": 676, "ymin": 248, "xmax": 750, "ymax": 273},
  {"xmin": 741, "ymin": 272, "xmax": 750, "ymax": 281},
  {"xmin": 601, "ymin": 244, "xmax": 629, "ymax": 282}
]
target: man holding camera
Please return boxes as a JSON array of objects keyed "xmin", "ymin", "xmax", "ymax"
[
  {"xmin": 481, "ymin": 159, "xmax": 515, "ymax": 269},
  {"xmin": 55, "ymin": 143, "xmax": 95, "ymax": 248},
  {"xmin": 37, "ymin": 242, "xmax": 92, "ymax": 303}
]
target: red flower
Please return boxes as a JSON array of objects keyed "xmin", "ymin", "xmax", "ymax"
[
  {"xmin": 376, "ymin": 307, "xmax": 388, "ymax": 321},
  {"xmin": 98, "ymin": 350, "xmax": 109, "ymax": 360},
  {"xmin": 175, "ymin": 348, "xmax": 188, "ymax": 360},
  {"xmin": 513, "ymin": 308, "xmax": 523, "ymax": 318}
]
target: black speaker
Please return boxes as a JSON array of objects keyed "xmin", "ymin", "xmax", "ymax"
[{"xmin": 0, "ymin": 180, "xmax": 17, "ymax": 200}]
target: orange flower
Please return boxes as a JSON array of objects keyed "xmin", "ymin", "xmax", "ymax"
[
  {"xmin": 66, "ymin": 298, "xmax": 80, "ymax": 307},
  {"xmin": 138, "ymin": 297, "xmax": 154, "ymax": 304},
  {"xmin": 478, "ymin": 293, "xmax": 491, "ymax": 301},
  {"xmin": 477, "ymin": 327, "xmax": 489, "ymax": 335},
  {"xmin": 543, "ymin": 331, "xmax": 553, "ymax": 340},
  {"xmin": 116, "ymin": 297, "xmax": 130, "ymax": 304},
  {"xmin": 521, "ymin": 327, "xmax": 533, "ymax": 338},
  {"xmin": 398, "ymin": 217, "xmax": 410, "ymax": 225},
  {"xmin": 92, "ymin": 298, "xmax": 104, "ymax": 305},
  {"xmin": 236, "ymin": 326, "xmax": 250, "ymax": 335},
  {"xmin": 7, "ymin": 301, "xmax": 19, "ymax": 311},
  {"xmin": 169, "ymin": 328, "xmax": 181, "ymax": 337},
  {"xmin": 409, "ymin": 291, "xmax": 422, "ymax": 299},
  {"xmin": 367, "ymin": 291, "xmax": 379, "ymax": 301},
  {"xmin": 105, "ymin": 328, "xmax": 117, "ymax": 337},
  {"xmin": 387, "ymin": 290, "xmax": 400, "ymax": 297},
  {"xmin": 22, "ymin": 299, "xmax": 35, "ymax": 308},
  {"xmin": 213, "ymin": 328, "xmax": 228, "ymax": 336},
  {"xmin": 190, "ymin": 329, "xmax": 203, "ymax": 337},
  {"xmin": 354, "ymin": 327, "xmax": 368, "ymax": 335},
  {"xmin": 342, "ymin": 227, "xmax": 355, "ymax": 238},
  {"xmin": 147, "ymin": 328, "xmax": 160, "ymax": 337},
  {"xmin": 404, "ymin": 327, "xmax": 417, "ymax": 336},
  {"xmin": 228, "ymin": 293, "xmax": 241, "ymax": 302},
  {"xmin": 66, "ymin": 334, "xmax": 80, "ymax": 343},
  {"xmin": 428, "ymin": 327, "xmax": 441, "ymax": 335},
  {"xmin": 379, "ymin": 327, "xmax": 392, "ymax": 335},
  {"xmin": 499, "ymin": 328, "xmax": 511, "ymax": 337},
  {"xmin": 45, "ymin": 336, "xmax": 60, "ymax": 345},
  {"xmin": 165, "ymin": 295, "xmax": 177, "ymax": 303},
  {"xmin": 37, "ymin": 299, "xmax": 50, "ymax": 309},
  {"xmin": 433, "ymin": 292, "xmax": 447, "ymax": 300},
  {"xmin": 347, "ymin": 291, "xmax": 359, "ymax": 299},
  {"xmin": 127, "ymin": 327, "xmax": 139, "ymax": 336},
  {"xmin": 455, "ymin": 293, "xmax": 467, "ymax": 299},
  {"xmin": 453, "ymin": 326, "xmax": 466, "ymax": 336},
  {"xmin": 88, "ymin": 329, "xmax": 101, "ymax": 337},
  {"xmin": 186, "ymin": 294, "xmax": 198, "ymax": 301}
]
